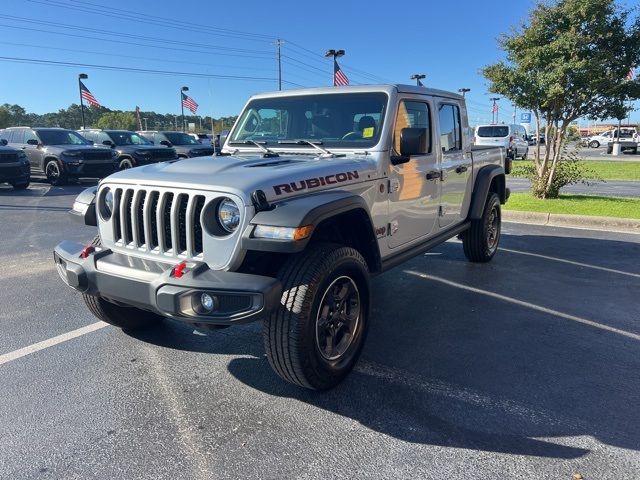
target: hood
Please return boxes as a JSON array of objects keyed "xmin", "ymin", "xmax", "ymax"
[{"xmin": 103, "ymin": 153, "xmax": 379, "ymax": 203}]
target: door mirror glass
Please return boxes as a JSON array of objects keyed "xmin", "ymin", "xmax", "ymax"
[{"xmin": 0, "ymin": 139, "xmax": 7, "ymax": 146}]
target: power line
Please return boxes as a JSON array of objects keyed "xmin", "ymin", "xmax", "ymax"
[{"xmin": 0, "ymin": 56, "xmax": 305, "ymax": 86}]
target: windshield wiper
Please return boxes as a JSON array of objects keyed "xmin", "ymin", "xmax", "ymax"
[
  {"xmin": 277, "ymin": 139, "xmax": 345, "ymax": 158},
  {"xmin": 228, "ymin": 140, "xmax": 279, "ymax": 157}
]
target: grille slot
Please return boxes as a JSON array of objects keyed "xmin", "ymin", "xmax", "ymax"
[{"xmin": 109, "ymin": 187, "xmax": 208, "ymax": 259}]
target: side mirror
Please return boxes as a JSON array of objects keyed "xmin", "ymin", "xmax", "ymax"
[
  {"xmin": 102, "ymin": 140, "xmax": 114, "ymax": 147},
  {"xmin": 27, "ymin": 139, "xmax": 39, "ymax": 146},
  {"xmin": 400, "ymin": 127, "xmax": 428, "ymax": 156},
  {"xmin": 0, "ymin": 139, "xmax": 7, "ymax": 146},
  {"xmin": 160, "ymin": 140, "xmax": 172, "ymax": 147}
]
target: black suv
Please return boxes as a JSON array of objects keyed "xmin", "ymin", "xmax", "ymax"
[
  {"xmin": 0, "ymin": 138, "xmax": 30, "ymax": 189},
  {"xmin": 136, "ymin": 131, "xmax": 215, "ymax": 158},
  {"xmin": 3, "ymin": 127, "xmax": 119, "ymax": 185},
  {"xmin": 79, "ymin": 129, "xmax": 178, "ymax": 170}
]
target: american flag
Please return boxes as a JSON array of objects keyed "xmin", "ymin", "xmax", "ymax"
[
  {"xmin": 182, "ymin": 93, "xmax": 199, "ymax": 114},
  {"xmin": 80, "ymin": 81, "xmax": 101, "ymax": 108},
  {"xmin": 334, "ymin": 59, "xmax": 349, "ymax": 86},
  {"xmin": 492, "ymin": 103, "xmax": 499, "ymax": 113},
  {"xmin": 627, "ymin": 67, "xmax": 635, "ymax": 80}
]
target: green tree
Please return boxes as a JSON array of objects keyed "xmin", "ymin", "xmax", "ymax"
[
  {"xmin": 95, "ymin": 111, "xmax": 137, "ymax": 130},
  {"xmin": 0, "ymin": 106, "xmax": 11, "ymax": 128},
  {"xmin": 483, "ymin": 0, "xmax": 640, "ymax": 198}
]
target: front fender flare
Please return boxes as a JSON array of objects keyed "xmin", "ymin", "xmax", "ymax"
[{"xmin": 69, "ymin": 186, "xmax": 98, "ymax": 226}]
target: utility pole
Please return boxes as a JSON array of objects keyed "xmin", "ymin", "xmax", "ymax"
[
  {"xmin": 324, "ymin": 49, "xmax": 345, "ymax": 86},
  {"xmin": 512, "ymin": 103, "xmax": 517, "ymax": 124},
  {"xmin": 174, "ymin": 115, "xmax": 178, "ymax": 130},
  {"xmin": 180, "ymin": 86, "xmax": 189, "ymax": 132},
  {"xmin": 78, "ymin": 73, "xmax": 88, "ymax": 129},
  {"xmin": 458, "ymin": 88, "xmax": 470, "ymax": 98},
  {"xmin": 198, "ymin": 116, "xmax": 202, "ymax": 131},
  {"xmin": 143, "ymin": 118, "xmax": 148, "ymax": 130},
  {"xmin": 490, "ymin": 97, "xmax": 500, "ymax": 124},
  {"xmin": 410, "ymin": 74, "xmax": 426, "ymax": 86},
  {"xmin": 275, "ymin": 39, "xmax": 284, "ymax": 91}
]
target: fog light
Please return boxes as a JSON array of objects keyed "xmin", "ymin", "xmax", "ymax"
[{"xmin": 200, "ymin": 293, "xmax": 216, "ymax": 313}]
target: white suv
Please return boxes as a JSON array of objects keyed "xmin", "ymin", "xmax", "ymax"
[{"xmin": 474, "ymin": 124, "xmax": 528, "ymax": 160}]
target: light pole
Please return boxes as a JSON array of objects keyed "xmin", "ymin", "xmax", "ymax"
[
  {"xmin": 180, "ymin": 86, "xmax": 189, "ymax": 132},
  {"xmin": 324, "ymin": 49, "xmax": 345, "ymax": 86},
  {"xmin": 410, "ymin": 74, "xmax": 426, "ymax": 86},
  {"xmin": 143, "ymin": 118, "xmax": 148, "ymax": 130},
  {"xmin": 458, "ymin": 88, "xmax": 470, "ymax": 98},
  {"xmin": 78, "ymin": 73, "xmax": 88, "ymax": 129},
  {"xmin": 490, "ymin": 97, "xmax": 501, "ymax": 124}
]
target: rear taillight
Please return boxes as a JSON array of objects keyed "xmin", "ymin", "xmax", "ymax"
[{"xmin": 509, "ymin": 136, "xmax": 514, "ymax": 144}]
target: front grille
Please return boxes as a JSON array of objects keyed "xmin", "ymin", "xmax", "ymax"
[
  {"xmin": 0, "ymin": 153, "xmax": 19, "ymax": 164},
  {"xmin": 111, "ymin": 187, "xmax": 205, "ymax": 258},
  {"xmin": 81, "ymin": 150, "xmax": 113, "ymax": 161},
  {"xmin": 150, "ymin": 149, "xmax": 176, "ymax": 159}
]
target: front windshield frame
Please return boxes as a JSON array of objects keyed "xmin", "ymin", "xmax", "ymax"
[
  {"xmin": 107, "ymin": 131, "xmax": 152, "ymax": 146},
  {"xmin": 38, "ymin": 129, "xmax": 90, "ymax": 146},
  {"xmin": 228, "ymin": 92, "xmax": 389, "ymax": 150},
  {"xmin": 163, "ymin": 132, "xmax": 200, "ymax": 145}
]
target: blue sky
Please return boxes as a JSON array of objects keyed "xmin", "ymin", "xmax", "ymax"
[{"xmin": 1, "ymin": 0, "xmax": 637, "ymax": 126}]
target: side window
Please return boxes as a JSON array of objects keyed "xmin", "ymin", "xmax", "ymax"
[
  {"xmin": 12, "ymin": 129, "xmax": 25, "ymax": 144},
  {"xmin": 438, "ymin": 104, "xmax": 462, "ymax": 152},
  {"xmin": 393, "ymin": 100, "xmax": 431, "ymax": 154},
  {"xmin": 23, "ymin": 129, "xmax": 38, "ymax": 144}
]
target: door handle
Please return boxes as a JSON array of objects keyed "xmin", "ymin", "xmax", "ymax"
[
  {"xmin": 455, "ymin": 166, "xmax": 468, "ymax": 174},
  {"xmin": 426, "ymin": 170, "xmax": 441, "ymax": 180}
]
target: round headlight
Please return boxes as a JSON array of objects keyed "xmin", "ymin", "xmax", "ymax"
[
  {"xmin": 102, "ymin": 188, "xmax": 113, "ymax": 219},
  {"xmin": 217, "ymin": 198, "xmax": 240, "ymax": 233}
]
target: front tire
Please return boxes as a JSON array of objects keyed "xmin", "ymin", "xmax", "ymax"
[
  {"xmin": 81, "ymin": 235, "xmax": 163, "ymax": 331},
  {"xmin": 462, "ymin": 192, "xmax": 501, "ymax": 263},
  {"xmin": 589, "ymin": 141, "xmax": 600, "ymax": 148},
  {"xmin": 118, "ymin": 158, "xmax": 134, "ymax": 170},
  {"xmin": 263, "ymin": 244, "xmax": 370, "ymax": 390},
  {"xmin": 45, "ymin": 159, "xmax": 68, "ymax": 186},
  {"xmin": 11, "ymin": 181, "xmax": 29, "ymax": 190}
]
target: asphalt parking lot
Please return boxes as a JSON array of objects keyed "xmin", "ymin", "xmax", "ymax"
[{"xmin": 1, "ymin": 181, "xmax": 639, "ymax": 480}]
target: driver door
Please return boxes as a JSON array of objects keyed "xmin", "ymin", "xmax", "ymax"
[{"xmin": 387, "ymin": 98, "xmax": 439, "ymax": 249}]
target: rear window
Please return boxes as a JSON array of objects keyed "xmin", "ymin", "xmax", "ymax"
[{"xmin": 477, "ymin": 126, "xmax": 509, "ymax": 138}]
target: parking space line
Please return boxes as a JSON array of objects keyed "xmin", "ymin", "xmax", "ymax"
[
  {"xmin": 0, "ymin": 321, "xmax": 108, "ymax": 367},
  {"xmin": 499, "ymin": 247, "xmax": 640, "ymax": 278},
  {"xmin": 405, "ymin": 270, "xmax": 640, "ymax": 341}
]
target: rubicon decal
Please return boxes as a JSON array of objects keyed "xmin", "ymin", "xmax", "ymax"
[{"xmin": 273, "ymin": 171, "xmax": 360, "ymax": 195}]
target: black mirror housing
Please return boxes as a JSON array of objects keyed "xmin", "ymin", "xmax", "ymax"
[
  {"xmin": 160, "ymin": 140, "xmax": 172, "ymax": 147},
  {"xmin": 27, "ymin": 139, "xmax": 39, "ymax": 146},
  {"xmin": 0, "ymin": 139, "xmax": 7, "ymax": 146},
  {"xmin": 400, "ymin": 128, "xmax": 429, "ymax": 157}
]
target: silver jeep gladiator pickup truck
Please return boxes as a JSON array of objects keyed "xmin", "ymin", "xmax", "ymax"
[{"xmin": 54, "ymin": 85, "xmax": 509, "ymax": 390}]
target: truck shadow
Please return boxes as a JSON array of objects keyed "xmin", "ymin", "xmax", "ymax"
[{"xmin": 133, "ymin": 232, "xmax": 640, "ymax": 459}]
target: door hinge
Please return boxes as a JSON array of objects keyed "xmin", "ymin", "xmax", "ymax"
[
  {"xmin": 389, "ymin": 220, "xmax": 399, "ymax": 236},
  {"xmin": 438, "ymin": 205, "xmax": 446, "ymax": 217},
  {"xmin": 388, "ymin": 178, "xmax": 400, "ymax": 193}
]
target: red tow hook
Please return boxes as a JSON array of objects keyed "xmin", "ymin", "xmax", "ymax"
[
  {"xmin": 79, "ymin": 245, "xmax": 95, "ymax": 259},
  {"xmin": 172, "ymin": 261, "xmax": 187, "ymax": 278}
]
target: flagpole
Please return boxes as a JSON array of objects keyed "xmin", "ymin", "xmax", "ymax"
[
  {"xmin": 78, "ymin": 73, "xmax": 88, "ymax": 129},
  {"xmin": 181, "ymin": 86, "xmax": 189, "ymax": 132}
]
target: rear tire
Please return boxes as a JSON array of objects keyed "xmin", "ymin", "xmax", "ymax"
[
  {"xmin": 263, "ymin": 244, "xmax": 370, "ymax": 390},
  {"xmin": 462, "ymin": 193, "xmax": 501, "ymax": 263},
  {"xmin": 589, "ymin": 141, "xmax": 600, "ymax": 148},
  {"xmin": 521, "ymin": 149, "xmax": 528, "ymax": 160},
  {"xmin": 81, "ymin": 235, "xmax": 163, "ymax": 331}
]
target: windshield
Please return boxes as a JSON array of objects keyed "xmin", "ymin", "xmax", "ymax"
[
  {"xmin": 163, "ymin": 132, "xmax": 200, "ymax": 145},
  {"xmin": 38, "ymin": 130, "xmax": 89, "ymax": 145},
  {"xmin": 107, "ymin": 131, "xmax": 152, "ymax": 146},
  {"xmin": 477, "ymin": 126, "xmax": 509, "ymax": 138},
  {"xmin": 229, "ymin": 92, "xmax": 388, "ymax": 149}
]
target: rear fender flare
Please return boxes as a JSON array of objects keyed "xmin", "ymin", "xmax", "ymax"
[{"xmin": 469, "ymin": 165, "xmax": 505, "ymax": 220}]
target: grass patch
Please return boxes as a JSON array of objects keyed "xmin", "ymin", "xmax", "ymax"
[
  {"xmin": 512, "ymin": 160, "xmax": 640, "ymax": 181},
  {"xmin": 504, "ymin": 193, "xmax": 640, "ymax": 219}
]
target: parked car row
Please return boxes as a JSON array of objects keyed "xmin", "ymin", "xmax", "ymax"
[{"xmin": 0, "ymin": 127, "xmax": 221, "ymax": 189}]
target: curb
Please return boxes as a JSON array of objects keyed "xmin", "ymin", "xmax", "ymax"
[{"xmin": 503, "ymin": 210, "xmax": 640, "ymax": 234}]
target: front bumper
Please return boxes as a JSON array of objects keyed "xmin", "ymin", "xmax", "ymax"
[
  {"xmin": 0, "ymin": 163, "xmax": 30, "ymax": 183},
  {"xmin": 53, "ymin": 241, "xmax": 282, "ymax": 325},
  {"xmin": 64, "ymin": 161, "xmax": 118, "ymax": 179}
]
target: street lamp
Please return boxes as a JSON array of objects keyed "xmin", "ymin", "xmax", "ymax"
[
  {"xmin": 458, "ymin": 88, "xmax": 470, "ymax": 98},
  {"xmin": 410, "ymin": 74, "xmax": 426, "ymax": 87},
  {"xmin": 180, "ymin": 86, "xmax": 189, "ymax": 132},
  {"xmin": 78, "ymin": 73, "xmax": 88, "ymax": 129},
  {"xmin": 324, "ymin": 49, "xmax": 345, "ymax": 86}
]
